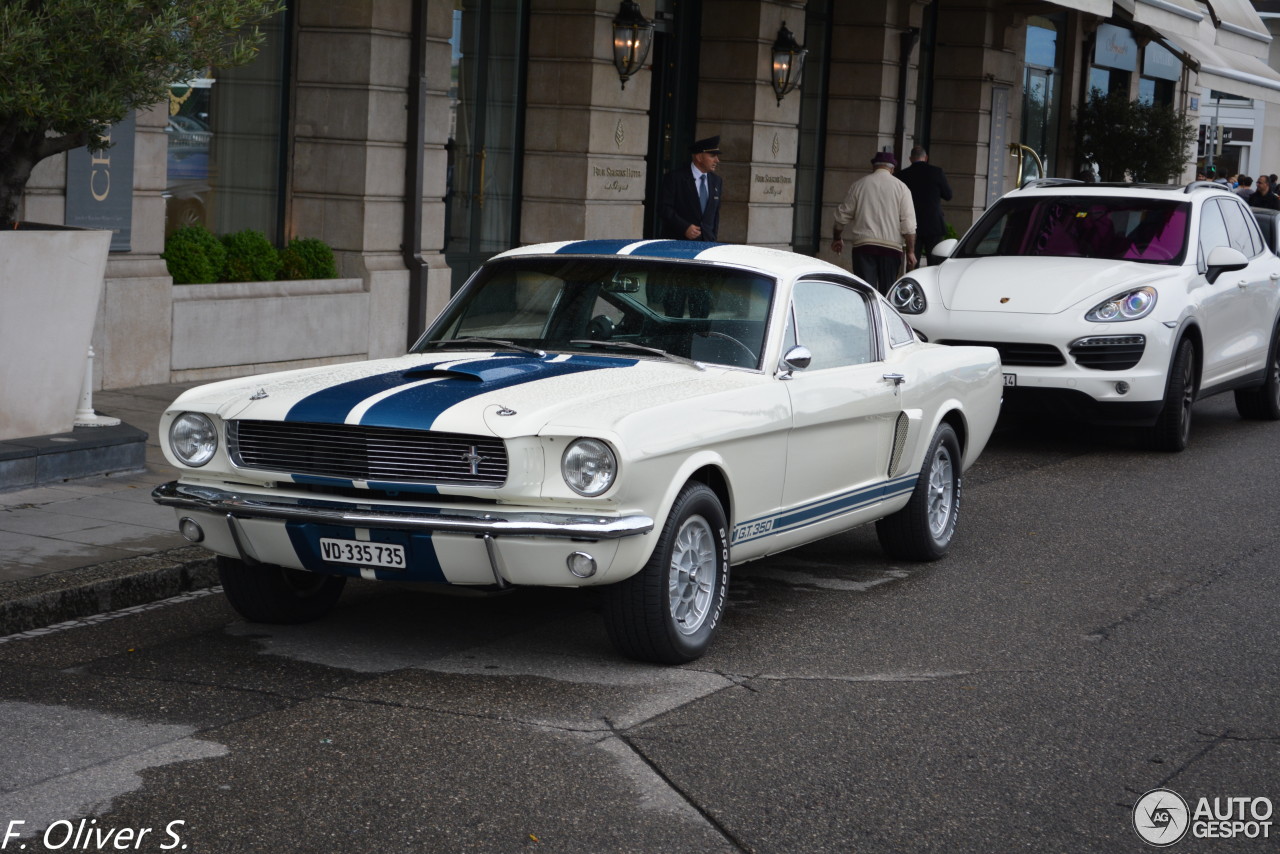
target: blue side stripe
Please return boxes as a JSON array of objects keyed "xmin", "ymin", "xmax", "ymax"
[
  {"xmin": 555, "ymin": 239, "xmax": 640, "ymax": 255},
  {"xmin": 359, "ymin": 354, "xmax": 637, "ymax": 430},
  {"xmin": 731, "ymin": 474, "xmax": 919, "ymax": 546}
]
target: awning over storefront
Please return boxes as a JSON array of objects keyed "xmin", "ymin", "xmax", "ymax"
[
  {"xmin": 1160, "ymin": 30, "xmax": 1280, "ymax": 103},
  {"xmin": 1043, "ymin": 0, "xmax": 1113, "ymax": 15},
  {"xmin": 1208, "ymin": 0, "xmax": 1273, "ymax": 42},
  {"xmin": 1114, "ymin": 0, "xmax": 1204, "ymax": 40}
]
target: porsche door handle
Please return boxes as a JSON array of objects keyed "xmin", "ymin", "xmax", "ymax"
[{"xmin": 883, "ymin": 373, "xmax": 906, "ymax": 386}]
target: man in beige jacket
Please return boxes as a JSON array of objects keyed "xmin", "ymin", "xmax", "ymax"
[{"xmin": 830, "ymin": 151, "xmax": 917, "ymax": 294}]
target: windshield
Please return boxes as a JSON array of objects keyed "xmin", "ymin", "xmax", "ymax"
[
  {"xmin": 418, "ymin": 257, "xmax": 776, "ymax": 370},
  {"xmin": 956, "ymin": 196, "xmax": 1190, "ymax": 264}
]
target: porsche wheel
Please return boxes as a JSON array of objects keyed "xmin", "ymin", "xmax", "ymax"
[
  {"xmin": 1234, "ymin": 324, "xmax": 1280, "ymax": 420},
  {"xmin": 1147, "ymin": 338, "xmax": 1195, "ymax": 452},
  {"xmin": 217, "ymin": 556, "xmax": 346, "ymax": 624},
  {"xmin": 876, "ymin": 423, "xmax": 961, "ymax": 562},
  {"xmin": 603, "ymin": 483, "xmax": 729, "ymax": 664}
]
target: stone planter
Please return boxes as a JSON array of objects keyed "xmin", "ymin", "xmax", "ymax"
[{"xmin": 0, "ymin": 225, "xmax": 112, "ymax": 441}]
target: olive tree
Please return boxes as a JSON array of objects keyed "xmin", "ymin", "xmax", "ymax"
[
  {"xmin": 0, "ymin": 0, "xmax": 283, "ymax": 227},
  {"xmin": 1076, "ymin": 88, "xmax": 1198, "ymax": 183}
]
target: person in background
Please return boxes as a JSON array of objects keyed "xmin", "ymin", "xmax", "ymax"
[
  {"xmin": 896, "ymin": 145, "xmax": 953, "ymax": 262},
  {"xmin": 830, "ymin": 151, "xmax": 917, "ymax": 294},
  {"xmin": 1248, "ymin": 174, "xmax": 1280, "ymax": 210},
  {"xmin": 658, "ymin": 136, "xmax": 722, "ymax": 242},
  {"xmin": 1236, "ymin": 175, "xmax": 1253, "ymax": 200}
]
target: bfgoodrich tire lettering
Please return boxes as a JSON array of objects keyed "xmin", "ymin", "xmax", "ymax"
[
  {"xmin": 217, "ymin": 555, "xmax": 346, "ymax": 624},
  {"xmin": 603, "ymin": 482, "xmax": 729, "ymax": 664},
  {"xmin": 876, "ymin": 423, "xmax": 961, "ymax": 562}
]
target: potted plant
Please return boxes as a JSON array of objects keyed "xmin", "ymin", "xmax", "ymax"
[
  {"xmin": 0, "ymin": 0, "xmax": 282, "ymax": 441},
  {"xmin": 1075, "ymin": 89, "xmax": 1197, "ymax": 183}
]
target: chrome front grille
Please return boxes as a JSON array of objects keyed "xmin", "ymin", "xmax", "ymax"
[{"xmin": 228, "ymin": 420, "xmax": 508, "ymax": 487}]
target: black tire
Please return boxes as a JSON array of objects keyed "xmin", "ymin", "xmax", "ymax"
[
  {"xmin": 1234, "ymin": 324, "xmax": 1280, "ymax": 420},
  {"xmin": 217, "ymin": 555, "xmax": 346, "ymax": 624},
  {"xmin": 876, "ymin": 423, "xmax": 961, "ymax": 562},
  {"xmin": 603, "ymin": 483, "xmax": 729, "ymax": 664},
  {"xmin": 1146, "ymin": 338, "xmax": 1196, "ymax": 452}
]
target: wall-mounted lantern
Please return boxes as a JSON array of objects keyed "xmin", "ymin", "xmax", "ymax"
[
  {"xmin": 612, "ymin": 1, "xmax": 654, "ymax": 90},
  {"xmin": 771, "ymin": 22, "xmax": 807, "ymax": 105}
]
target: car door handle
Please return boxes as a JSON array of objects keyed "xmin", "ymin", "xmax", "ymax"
[
  {"xmin": 883, "ymin": 373, "xmax": 906, "ymax": 386},
  {"xmin": 1238, "ymin": 280, "xmax": 1249, "ymax": 289}
]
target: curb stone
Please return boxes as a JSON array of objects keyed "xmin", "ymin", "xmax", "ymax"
[{"xmin": 0, "ymin": 546, "xmax": 218, "ymax": 636}]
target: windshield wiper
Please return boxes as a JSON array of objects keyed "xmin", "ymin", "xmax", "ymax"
[
  {"xmin": 570, "ymin": 339, "xmax": 705, "ymax": 371},
  {"xmin": 420, "ymin": 337, "xmax": 547, "ymax": 358}
]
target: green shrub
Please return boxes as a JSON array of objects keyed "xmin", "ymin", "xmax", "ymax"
[
  {"xmin": 162, "ymin": 224, "xmax": 227, "ymax": 285},
  {"xmin": 279, "ymin": 237, "xmax": 338, "ymax": 280},
  {"xmin": 221, "ymin": 229, "xmax": 282, "ymax": 282}
]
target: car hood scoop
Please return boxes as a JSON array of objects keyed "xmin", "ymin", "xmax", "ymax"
[{"xmin": 940, "ymin": 256, "xmax": 1161, "ymax": 314}]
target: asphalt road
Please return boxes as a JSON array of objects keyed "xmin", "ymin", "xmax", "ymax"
[{"xmin": 1, "ymin": 395, "xmax": 1277, "ymax": 853}]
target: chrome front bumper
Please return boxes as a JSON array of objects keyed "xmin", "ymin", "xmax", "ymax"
[{"xmin": 152, "ymin": 481, "xmax": 655, "ymax": 539}]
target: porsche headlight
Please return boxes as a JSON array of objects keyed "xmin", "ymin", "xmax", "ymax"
[
  {"xmin": 1086, "ymin": 287, "xmax": 1157, "ymax": 322},
  {"xmin": 561, "ymin": 439, "xmax": 617, "ymax": 496},
  {"xmin": 169, "ymin": 413, "xmax": 218, "ymax": 467},
  {"xmin": 888, "ymin": 277, "xmax": 927, "ymax": 314}
]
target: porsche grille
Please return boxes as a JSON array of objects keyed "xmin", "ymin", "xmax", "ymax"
[{"xmin": 228, "ymin": 420, "xmax": 508, "ymax": 487}]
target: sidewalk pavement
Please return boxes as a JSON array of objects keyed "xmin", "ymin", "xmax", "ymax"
[{"xmin": 0, "ymin": 382, "xmax": 220, "ymax": 636}]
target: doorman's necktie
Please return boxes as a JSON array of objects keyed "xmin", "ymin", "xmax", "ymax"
[{"xmin": 699, "ymin": 174, "xmax": 708, "ymax": 213}]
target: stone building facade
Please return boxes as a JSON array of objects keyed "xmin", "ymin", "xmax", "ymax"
[{"xmin": 17, "ymin": 0, "xmax": 1280, "ymax": 391}]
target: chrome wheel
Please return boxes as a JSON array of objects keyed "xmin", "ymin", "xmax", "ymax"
[
  {"xmin": 926, "ymin": 443, "xmax": 956, "ymax": 539},
  {"xmin": 668, "ymin": 514, "xmax": 717, "ymax": 636}
]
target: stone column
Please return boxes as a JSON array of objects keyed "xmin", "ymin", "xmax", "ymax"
[
  {"xmin": 697, "ymin": 0, "xmax": 806, "ymax": 248},
  {"xmin": 819, "ymin": 1, "xmax": 924, "ymax": 265},
  {"xmin": 521, "ymin": 0, "xmax": 653, "ymax": 242},
  {"xmin": 291, "ymin": 1, "xmax": 415, "ymax": 358},
  {"xmin": 929, "ymin": 0, "xmax": 1022, "ymax": 232}
]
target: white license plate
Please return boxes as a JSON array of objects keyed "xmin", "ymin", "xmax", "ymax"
[
  {"xmin": 1003, "ymin": 373, "xmax": 1017, "ymax": 387},
  {"xmin": 319, "ymin": 538, "xmax": 406, "ymax": 569}
]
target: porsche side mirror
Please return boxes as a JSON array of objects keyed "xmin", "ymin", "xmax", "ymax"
[{"xmin": 1205, "ymin": 245, "xmax": 1249, "ymax": 284}]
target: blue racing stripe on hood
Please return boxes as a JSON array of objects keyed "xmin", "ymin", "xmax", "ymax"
[
  {"xmin": 285, "ymin": 363, "xmax": 451, "ymax": 424},
  {"xmin": 555, "ymin": 239, "xmax": 640, "ymax": 255},
  {"xmin": 359, "ymin": 354, "xmax": 639, "ymax": 430},
  {"xmin": 629, "ymin": 240, "xmax": 723, "ymax": 259}
]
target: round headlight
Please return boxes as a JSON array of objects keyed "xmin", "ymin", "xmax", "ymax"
[
  {"xmin": 561, "ymin": 439, "xmax": 617, "ymax": 497},
  {"xmin": 169, "ymin": 413, "xmax": 218, "ymax": 467},
  {"xmin": 888, "ymin": 278, "xmax": 927, "ymax": 314}
]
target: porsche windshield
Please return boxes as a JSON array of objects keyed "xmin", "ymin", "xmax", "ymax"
[
  {"xmin": 418, "ymin": 257, "xmax": 776, "ymax": 370},
  {"xmin": 956, "ymin": 196, "xmax": 1190, "ymax": 264}
]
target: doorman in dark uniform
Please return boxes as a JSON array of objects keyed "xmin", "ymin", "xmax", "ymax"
[{"xmin": 659, "ymin": 136, "xmax": 722, "ymax": 242}]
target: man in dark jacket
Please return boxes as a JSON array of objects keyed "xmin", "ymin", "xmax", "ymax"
[
  {"xmin": 896, "ymin": 146, "xmax": 953, "ymax": 259},
  {"xmin": 659, "ymin": 136, "xmax": 722, "ymax": 242},
  {"xmin": 1249, "ymin": 175, "xmax": 1280, "ymax": 210}
]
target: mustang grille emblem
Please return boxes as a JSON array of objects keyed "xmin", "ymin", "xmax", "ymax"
[{"xmin": 461, "ymin": 446, "xmax": 486, "ymax": 476}]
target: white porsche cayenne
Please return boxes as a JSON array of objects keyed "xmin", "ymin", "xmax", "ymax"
[{"xmin": 890, "ymin": 180, "xmax": 1280, "ymax": 451}]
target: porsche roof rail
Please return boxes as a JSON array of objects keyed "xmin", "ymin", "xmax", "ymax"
[
  {"xmin": 1185, "ymin": 180, "xmax": 1234, "ymax": 194},
  {"xmin": 1020, "ymin": 178, "xmax": 1084, "ymax": 189}
]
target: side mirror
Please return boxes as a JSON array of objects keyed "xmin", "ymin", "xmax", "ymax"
[
  {"xmin": 928, "ymin": 238, "xmax": 958, "ymax": 264},
  {"xmin": 1205, "ymin": 245, "xmax": 1249, "ymax": 284},
  {"xmin": 777, "ymin": 345, "xmax": 812, "ymax": 379}
]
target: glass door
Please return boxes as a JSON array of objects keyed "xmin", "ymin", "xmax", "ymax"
[{"xmin": 445, "ymin": 0, "xmax": 528, "ymax": 292}]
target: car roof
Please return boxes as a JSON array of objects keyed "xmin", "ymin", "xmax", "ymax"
[
  {"xmin": 494, "ymin": 239, "xmax": 847, "ymax": 279},
  {"xmin": 1009, "ymin": 179, "xmax": 1242, "ymax": 201}
]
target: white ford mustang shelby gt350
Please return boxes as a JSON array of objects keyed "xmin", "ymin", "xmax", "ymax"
[{"xmin": 154, "ymin": 240, "xmax": 1003, "ymax": 663}]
